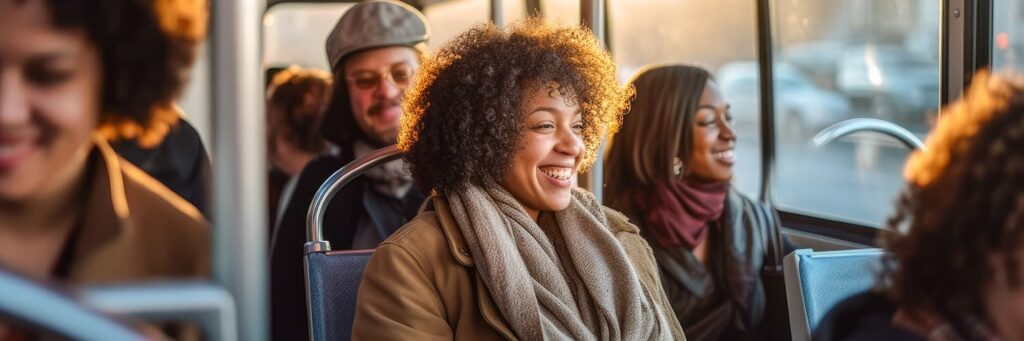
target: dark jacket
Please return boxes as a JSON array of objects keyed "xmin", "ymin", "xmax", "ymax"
[
  {"xmin": 641, "ymin": 190, "xmax": 789, "ymax": 341},
  {"xmin": 111, "ymin": 119, "xmax": 211, "ymax": 216},
  {"xmin": 269, "ymin": 147, "xmax": 425, "ymax": 341},
  {"xmin": 813, "ymin": 291, "xmax": 924, "ymax": 341}
]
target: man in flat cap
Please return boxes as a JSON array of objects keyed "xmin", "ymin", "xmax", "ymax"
[{"xmin": 270, "ymin": 1, "xmax": 429, "ymax": 339}]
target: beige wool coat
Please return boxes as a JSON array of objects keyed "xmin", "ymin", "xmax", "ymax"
[
  {"xmin": 67, "ymin": 136, "xmax": 209, "ymax": 284},
  {"xmin": 352, "ymin": 195, "xmax": 685, "ymax": 340}
]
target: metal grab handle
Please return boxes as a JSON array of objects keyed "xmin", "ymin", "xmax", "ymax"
[
  {"xmin": 305, "ymin": 145, "xmax": 403, "ymax": 254},
  {"xmin": 812, "ymin": 118, "xmax": 926, "ymax": 151},
  {"xmin": 0, "ymin": 269, "xmax": 143, "ymax": 341},
  {"xmin": 81, "ymin": 282, "xmax": 238, "ymax": 341}
]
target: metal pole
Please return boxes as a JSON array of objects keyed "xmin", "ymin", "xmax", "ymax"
[
  {"xmin": 943, "ymin": 0, "xmax": 967, "ymax": 105},
  {"xmin": 491, "ymin": 0, "xmax": 504, "ymax": 27},
  {"xmin": 581, "ymin": 0, "xmax": 605, "ymax": 38},
  {"xmin": 755, "ymin": 0, "xmax": 776, "ymax": 203},
  {"xmin": 211, "ymin": 0, "xmax": 267, "ymax": 339},
  {"xmin": 581, "ymin": 0, "xmax": 606, "ymax": 202}
]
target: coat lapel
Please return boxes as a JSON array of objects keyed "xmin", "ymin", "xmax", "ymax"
[
  {"xmin": 73, "ymin": 137, "xmax": 131, "ymax": 275},
  {"xmin": 432, "ymin": 195, "xmax": 518, "ymax": 340}
]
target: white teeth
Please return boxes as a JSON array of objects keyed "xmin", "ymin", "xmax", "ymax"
[
  {"xmin": 541, "ymin": 167, "xmax": 572, "ymax": 181},
  {"xmin": 713, "ymin": 150, "xmax": 734, "ymax": 160}
]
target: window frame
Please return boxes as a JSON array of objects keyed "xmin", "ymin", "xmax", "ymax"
[
  {"xmin": 264, "ymin": 0, "xmax": 997, "ymax": 244},
  {"xmin": 756, "ymin": 0, "xmax": 993, "ymax": 244}
]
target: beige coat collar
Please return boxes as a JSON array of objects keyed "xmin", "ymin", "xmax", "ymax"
[
  {"xmin": 75, "ymin": 135, "xmax": 133, "ymax": 260},
  {"xmin": 430, "ymin": 195, "xmax": 518, "ymax": 340},
  {"xmin": 430, "ymin": 195, "xmax": 474, "ymax": 266}
]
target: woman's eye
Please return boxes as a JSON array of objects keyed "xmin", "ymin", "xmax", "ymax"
[
  {"xmin": 572, "ymin": 123, "xmax": 584, "ymax": 131},
  {"xmin": 25, "ymin": 65, "xmax": 72, "ymax": 87},
  {"xmin": 532, "ymin": 123, "xmax": 555, "ymax": 130}
]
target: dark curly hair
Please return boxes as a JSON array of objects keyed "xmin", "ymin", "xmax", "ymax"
[
  {"xmin": 26, "ymin": 0, "xmax": 206, "ymax": 147},
  {"xmin": 398, "ymin": 19, "xmax": 633, "ymax": 193},
  {"xmin": 267, "ymin": 66, "xmax": 331, "ymax": 154},
  {"xmin": 881, "ymin": 71, "xmax": 1024, "ymax": 325}
]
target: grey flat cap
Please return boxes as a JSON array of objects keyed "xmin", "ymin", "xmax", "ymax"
[{"xmin": 325, "ymin": 0, "xmax": 429, "ymax": 71}]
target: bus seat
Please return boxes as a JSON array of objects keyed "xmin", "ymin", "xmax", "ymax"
[
  {"xmin": 304, "ymin": 145, "xmax": 403, "ymax": 340},
  {"xmin": 304, "ymin": 249, "xmax": 373, "ymax": 341},
  {"xmin": 783, "ymin": 248, "xmax": 884, "ymax": 341}
]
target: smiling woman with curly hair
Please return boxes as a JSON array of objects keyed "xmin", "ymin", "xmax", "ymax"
[
  {"xmin": 353, "ymin": 19, "xmax": 684, "ymax": 340},
  {"xmin": 815, "ymin": 71, "xmax": 1024, "ymax": 340},
  {"xmin": 398, "ymin": 19, "xmax": 628, "ymax": 193},
  {"xmin": 0, "ymin": 0, "xmax": 208, "ymax": 281}
]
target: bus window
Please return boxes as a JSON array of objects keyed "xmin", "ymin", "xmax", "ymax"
[
  {"xmin": 541, "ymin": 0, "xmax": 580, "ymax": 26},
  {"xmin": 609, "ymin": 0, "xmax": 762, "ymax": 198},
  {"xmin": 771, "ymin": 0, "xmax": 940, "ymax": 226},
  {"xmin": 264, "ymin": 3, "xmax": 354, "ymax": 70},
  {"xmin": 993, "ymin": 0, "xmax": 1024, "ymax": 70},
  {"xmin": 263, "ymin": 1, "xmax": 527, "ymax": 69},
  {"xmin": 424, "ymin": 0, "xmax": 526, "ymax": 46}
]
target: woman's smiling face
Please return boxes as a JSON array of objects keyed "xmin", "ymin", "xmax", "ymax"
[
  {"xmin": 0, "ymin": 0, "xmax": 102, "ymax": 202},
  {"xmin": 500, "ymin": 83, "xmax": 584, "ymax": 219},
  {"xmin": 686, "ymin": 80, "xmax": 736, "ymax": 182}
]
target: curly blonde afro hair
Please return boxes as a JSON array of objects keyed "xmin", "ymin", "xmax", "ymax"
[{"xmin": 399, "ymin": 18, "xmax": 633, "ymax": 193}]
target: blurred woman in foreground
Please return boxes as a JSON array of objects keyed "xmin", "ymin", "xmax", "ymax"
[
  {"xmin": 816, "ymin": 71, "xmax": 1024, "ymax": 340},
  {"xmin": 0, "ymin": 0, "xmax": 209, "ymax": 282}
]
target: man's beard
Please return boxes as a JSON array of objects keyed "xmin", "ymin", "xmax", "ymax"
[
  {"xmin": 366, "ymin": 128, "xmax": 398, "ymax": 147},
  {"xmin": 365, "ymin": 99, "xmax": 401, "ymax": 146}
]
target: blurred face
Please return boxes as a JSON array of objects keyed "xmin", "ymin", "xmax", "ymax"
[
  {"xmin": 265, "ymin": 104, "xmax": 287, "ymax": 169},
  {"xmin": 984, "ymin": 249, "xmax": 1024, "ymax": 340},
  {"xmin": 686, "ymin": 80, "xmax": 735, "ymax": 183},
  {"xmin": 0, "ymin": 0, "xmax": 101, "ymax": 201},
  {"xmin": 343, "ymin": 46, "xmax": 419, "ymax": 146},
  {"xmin": 500, "ymin": 83, "xmax": 584, "ymax": 219}
]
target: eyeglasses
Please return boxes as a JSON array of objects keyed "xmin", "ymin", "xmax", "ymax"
[{"xmin": 346, "ymin": 65, "xmax": 413, "ymax": 90}]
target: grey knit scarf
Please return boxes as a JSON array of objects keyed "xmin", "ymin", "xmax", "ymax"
[{"xmin": 445, "ymin": 183, "xmax": 675, "ymax": 340}]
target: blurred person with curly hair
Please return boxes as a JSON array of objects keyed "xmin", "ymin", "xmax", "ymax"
[
  {"xmin": 815, "ymin": 71, "xmax": 1024, "ymax": 340},
  {"xmin": 0, "ymin": 0, "xmax": 209, "ymax": 338},
  {"xmin": 0, "ymin": 0, "xmax": 208, "ymax": 281},
  {"xmin": 264, "ymin": 66, "xmax": 331, "ymax": 230},
  {"xmin": 352, "ymin": 20, "xmax": 684, "ymax": 340},
  {"xmin": 603, "ymin": 64, "xmax": 790, "ymax": 341}
]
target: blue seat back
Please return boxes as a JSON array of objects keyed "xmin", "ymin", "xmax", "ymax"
[
  {"xmin": 304, "ymin": 250, "xmax": 374, "ymax": 341},
  {"xmin": 783, "ymin": 248, "xmax": 884, "ymax": 341}
]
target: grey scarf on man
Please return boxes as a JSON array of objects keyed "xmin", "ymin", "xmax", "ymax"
[
  {"xmin": 445, "ymin": 183, "xmax": 675, "ymax": 340},
  {"xmin": 352, "ymin": 139, "xmax": 413, "ymax": 199}
]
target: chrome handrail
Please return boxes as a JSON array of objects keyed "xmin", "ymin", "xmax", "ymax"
[
  {"xmin": 82, "ymin": 282, "xmax": 238, "ymax": 341},
  {"xmin": 304, "ymin": 145, "xmax": 403, "ymax": 255},
  {"xmin": 812, "ymin": 118, "xmax": 926, "ymax": 151},
  {"xmin": 0, "ymin": 270, "xmax": 142, "ymax": 341}
]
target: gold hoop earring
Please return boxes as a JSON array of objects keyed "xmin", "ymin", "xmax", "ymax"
[{"xmin": 673, "ymin": 157, "xmax": 683, "ymax": 176}]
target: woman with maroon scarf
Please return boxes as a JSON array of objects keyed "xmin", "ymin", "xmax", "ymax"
[{"xmin": 604, "ymin": 64, "xmax": 790, "ymax": 341}]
